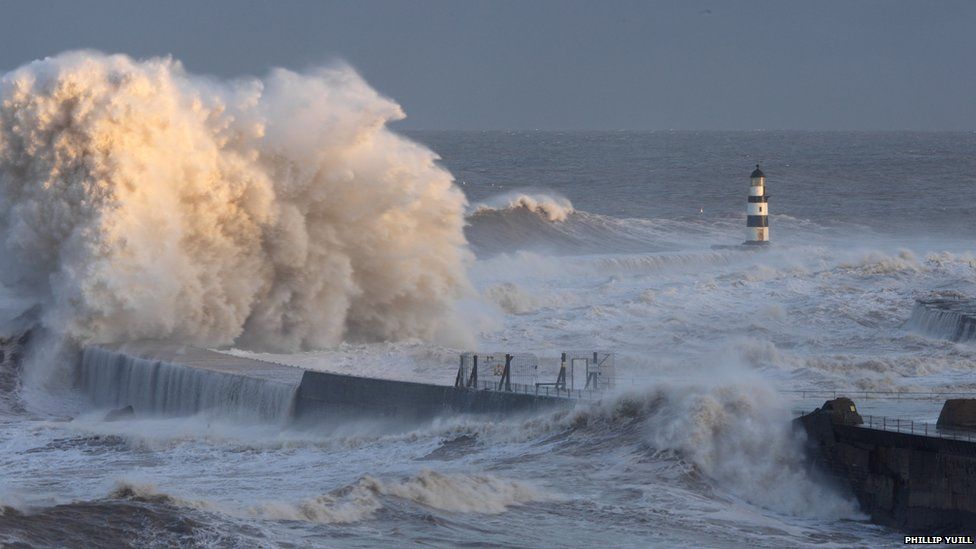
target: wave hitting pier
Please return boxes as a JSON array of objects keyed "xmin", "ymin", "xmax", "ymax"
[
  {"xmin": 908, "ymin": 298, "xmax": 976, "ymax": 342},
  {"xmin": 79, "ymin": 343, "xmax": 572, "ymax": 424},
  {"xmin": 796, "ymin": 398, "xmax": 976, "ymax": 531}
]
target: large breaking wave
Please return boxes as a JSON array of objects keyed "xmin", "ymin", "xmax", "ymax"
[
  {"xmin": 0, "ymin": 52, "xmax": 472, "ymax": 352},
  {"xmin": 464, "ymin": 190, "xmax": 699, "ymax": 256}
]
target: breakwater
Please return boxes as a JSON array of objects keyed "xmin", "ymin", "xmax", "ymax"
[
  {"xmin": 796, "ymin": 405, "xmax": 976, "ymax": 531},
  {"xmin": 78, "ymin": 343, "xmax": 571, "ymax": 423}
]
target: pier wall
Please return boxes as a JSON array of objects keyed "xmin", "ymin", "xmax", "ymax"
[
  {"xmin": 798, "ymin": 412, "xmax": 976, "ymax": 531},
  {"xmin": 295, "ymin": 370, "xmax": 567, "ymax": 421},
  {"xmin": 78, "ymin": 344, "xmax": 570, "ymax": 424}
]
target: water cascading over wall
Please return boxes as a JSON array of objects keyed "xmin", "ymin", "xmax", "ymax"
[
  {"xmin": 907, "ymin": 299, "xmax": 976, "ymax": 342},
  {"xmin": 79, "ymin": 346, "xmax": 300, "ymax": 421},
  {"xmin": 76, "ymin": 343, "xmax": 572, "ymax": 424}
]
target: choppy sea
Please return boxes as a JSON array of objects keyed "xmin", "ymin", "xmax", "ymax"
[{"xmin": 3, "ymin": 130, "xmax": 975, "ymax": 547}]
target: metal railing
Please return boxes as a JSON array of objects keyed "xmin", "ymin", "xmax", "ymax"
[
  {"xmin": 782, "ymin": 389, "xmax": 976, "ymax": 401},
  {"xmin": 254, "ymin": 354, "xmax": 602, "ymax": 401},
  {"xmin": 468, "ymin": 379, "xmax": 604, "ymax": 401},
  {"xmin": 794, "ymin": 409, "xmax": 976, "ymax": 443},
  {"xmin": 859, "ymin": 414, "xmax": 976, "ymax": 443}
]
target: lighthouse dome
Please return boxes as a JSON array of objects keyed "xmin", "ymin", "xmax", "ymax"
[{"xmin": 750, "ymin": 165, "xmax": 765, "ymax": 178}]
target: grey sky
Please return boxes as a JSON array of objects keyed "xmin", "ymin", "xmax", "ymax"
[{"xmin": 1, "ymin": 0, "xmax": 974, "ymax": 130}]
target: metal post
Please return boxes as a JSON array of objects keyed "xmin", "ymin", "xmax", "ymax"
[
  {"xmin": 591, "ymin": 352, "xmax": 599, "ymax": 390},
  {"xmin": 455, "ymin": 355, "xmax": 464, "ymax": 388},
  {"xmin": 556, "ymin": 353, "xmax": 567, "ymax": 390},
  {"xmin": 569, "ymin": 353, "xmax": 574, "ymax": 391},
  {"xmin": 501, "ymin": 354, "xmax": 512, "ymax": 391},
  {"xmin": 469, "ymin": 354, "xmax": 478, "ymax": 388}
]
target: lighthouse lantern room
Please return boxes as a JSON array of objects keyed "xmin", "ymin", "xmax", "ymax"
[{"xmin": 745, "ymin": 165, "xmax": 769, "ymax": 245}]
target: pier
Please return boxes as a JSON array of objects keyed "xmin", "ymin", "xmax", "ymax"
[
  {"xmin": 78, "ymin": 342, "xmax": 577, "ymax": 424},
  {"xmin": 795, "ymin": 398, "xmax": 976, "ymax": 531}
]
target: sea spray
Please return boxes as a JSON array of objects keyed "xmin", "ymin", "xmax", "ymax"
[
  {"xmin": 484, "ymin": 282, "xmax": 541, "ymax": 314},
  {"xmin": 560, "ymin": 381, "xmax": 861, "ymax": 519},
  {"xmin": 0, "ymin": 52, "xmax": 472, "ymax": 360},
  {"xmin": 470, "ymin": 191, "xmax": 575, "ymax": 222}
]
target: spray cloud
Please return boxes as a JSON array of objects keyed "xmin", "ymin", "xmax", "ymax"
[{"xmin": 0, "ymin": 51, "xmax": 472, "ymax": 351}]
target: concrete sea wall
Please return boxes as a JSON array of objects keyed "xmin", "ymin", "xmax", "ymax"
[
  {"xmin": 295, "ymin": 369, "xmax": 566, "ymax": 421},
  {"xmin": 78, "ymin": 343, "xmax": 570, "ymax": 423},
  {"xmin": 798, "ymin": 412, "xmax": 976, "ymax": 531}
]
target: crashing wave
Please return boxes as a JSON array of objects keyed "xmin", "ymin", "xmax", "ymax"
[
  {"xmin": 0, "ymin": 51, "xmax": 472, "ymax": 354},
  {"xmin": 111, "ymin": 471, "xmax": 552, "ymax": 525},
  {"xmin": 465, "ymin": 192, "xmax": 673, "ymax": 257},
  {"xmin": 484, "ymin": 282, "xmax": 541, "ymax": 314},
  {"xmin": 838, "ymin": 250, "xmax": 923, "ymax": 276},
  {"xmin": 253, "ymin": 470, "xmax": 552, "ymax": 523},
  {"xmin": 443, "ymin": 380, "xmax": 862, "ymax": 520},
  {"xmin": 470, "ymin": 192, "xmax": 575, "ymax": 222}
]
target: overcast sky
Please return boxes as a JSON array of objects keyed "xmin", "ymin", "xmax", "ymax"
[{"xmin": 1, "ymin": 0, "xmax": 974, "ymax": 130}]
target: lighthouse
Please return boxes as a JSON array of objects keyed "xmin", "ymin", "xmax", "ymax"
[{"xmin": 745, "ymin": 164, "xmax": 769, "ymax": 245}]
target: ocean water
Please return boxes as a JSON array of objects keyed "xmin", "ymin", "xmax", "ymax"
[{"xmin": 3, "ymin": 130, "xmax": 976, "ymax": 547}]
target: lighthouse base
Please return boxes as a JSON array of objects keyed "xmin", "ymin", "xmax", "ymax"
[{"xmin": 742, "ymin": 240, "xmax": 771, "ymax": 246}]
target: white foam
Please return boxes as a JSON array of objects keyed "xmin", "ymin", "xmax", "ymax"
[
  {"xmin": 113, "ymin": 471, "xmax": 552, "ymax": 525},
  {"xmin": 471, "ymin": 191, "xmax": 575, "ymax": 221},
  {"xmin": 253, "ymin": 470, "xmax": 552, "ymax": 523},
  {"xmin": 0, "ymin": 51, "xmax": 473, "ymax": 360}
]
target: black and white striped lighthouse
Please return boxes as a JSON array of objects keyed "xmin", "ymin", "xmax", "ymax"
[{"xmin": 745, "ymin": 164, "xmax": 769, "ymax": 245}]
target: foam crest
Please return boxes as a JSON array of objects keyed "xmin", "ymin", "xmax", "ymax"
[
  {"xmin": 254, "ymin": 470, "xmax": 551, "ymax": 523},
  {"xmin": 838, "ymin": 250, "xmax": 923, "ymax": 276},
  {"xmin": 595, "ymin": 251, "xmax": 737, "ymax": 273},
  {"xmin": 110, "ymin": 481, "xmax": 214, "ymax": 510},
  {"xmin": 471, "ymin": 191, "xmax": 575, "ymax": 222},
  {"xmin": 484, "ymin": 282, "xmax": 541, "ymax": 314}
]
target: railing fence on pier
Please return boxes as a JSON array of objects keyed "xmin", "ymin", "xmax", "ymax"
[
  {"xmin": 470, "ymin": 379, "xmax": 604, "ymax": 401},
  {"xmin": 860, "ymin": 414, "xmax": 976, "ymax": 443},
  {"xmin": 793, "ymin": 409, "xmax": 976, "ymax": 443},
  {"xmin": 783, "ymin": 389, "xmax": 976, "ymax": 401}
]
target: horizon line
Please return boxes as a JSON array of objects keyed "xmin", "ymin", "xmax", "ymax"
[{"xmin": 397, "ymin": 127, "xmax": 976, "ymax": 133}]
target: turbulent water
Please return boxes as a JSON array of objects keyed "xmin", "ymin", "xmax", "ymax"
[
  {"xmin": 1, "ymin": 55, "xmax": 975, "ymax": 547},
  {"xmin": 0, "ymin": 52, "xmax": 471, "ymax": 357}
]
